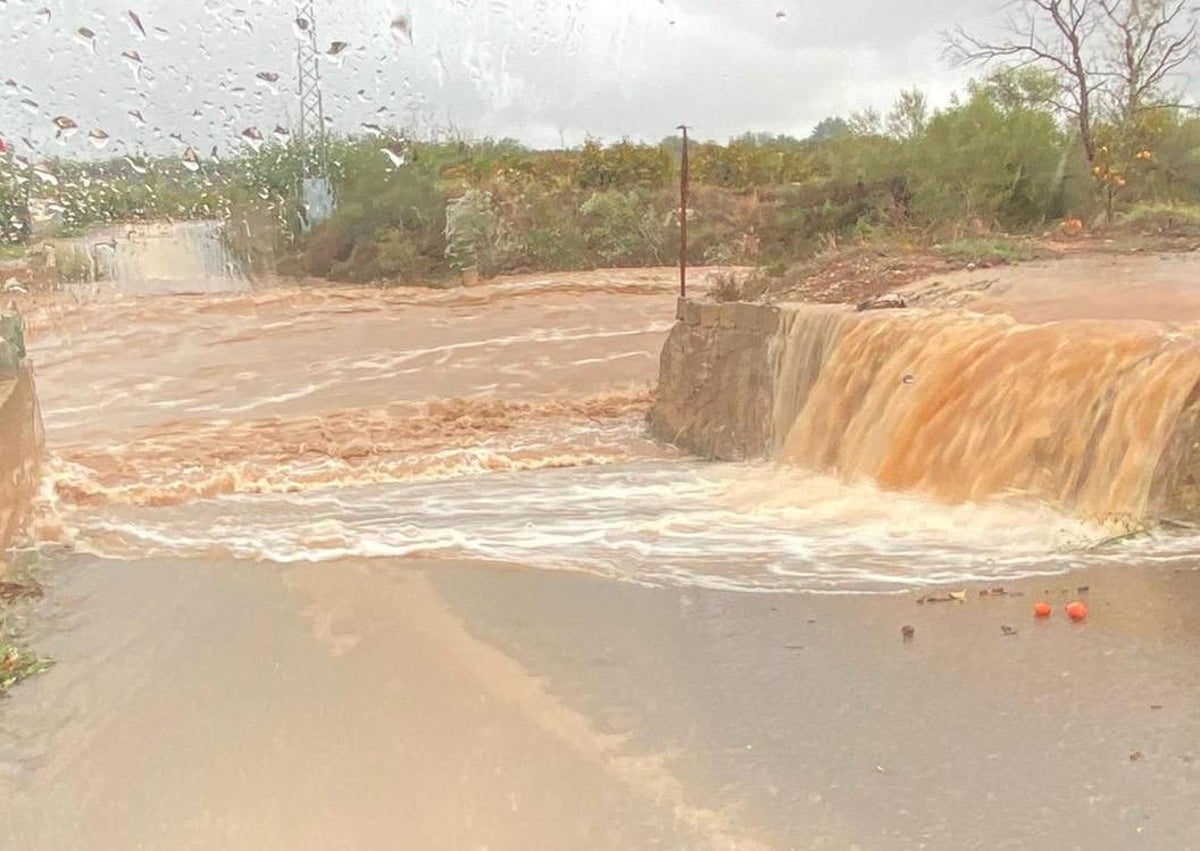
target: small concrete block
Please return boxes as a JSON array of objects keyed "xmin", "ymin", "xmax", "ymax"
[{"xmin": 697, "ymin": 303, "xmax": 723, "ymax": 326}]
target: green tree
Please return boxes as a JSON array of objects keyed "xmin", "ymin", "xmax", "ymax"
[
  {"xmin": 948, "ymin": 0, "xmax": 1197, "ymax": 217},
  {"xmin": 886, "ymin": 89, "xmax": 930, "ymax": 140},
  {"xmin": 908, "ymin": 83, "xmax": 1073, "ymax": 225},
  {"xmin": 809, "ymin": 117, "xmax": 852, "ymax": 142}
]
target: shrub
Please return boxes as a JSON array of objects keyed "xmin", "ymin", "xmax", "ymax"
[
  {"xmin": 1121, "ymin": 202, "xmax": 1200, "ymax": 234},
  {"xmin": 445, "ymin": 190, "xmax": 499, "ymax": 274},
  {"xmin": 705, "ymin": 270, "xmax": 744, "ymax": 303},
  {"xmin": 935, "ymin": 237, "xmax": 1040, "ymax": 265},
  {"xmin": 579, "ymin": 189, "xmax": 665, "ymax": 266}
]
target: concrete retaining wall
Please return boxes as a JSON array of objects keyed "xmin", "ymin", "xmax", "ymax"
[
  {"xmin": 0, "ymin": 367, "xmax": 43, "ymax": 558},
  {"xmin": 648, "ymin": 299, "xmax": 781, "ymax": 460}
]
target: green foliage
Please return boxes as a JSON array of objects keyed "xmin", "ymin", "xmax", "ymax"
[
  {"xmin": 886, "ymin": 89, "xmax": 929, "ymax": 141},
  {"xmin": 809, "ymin": 117, "xmax": 852, "ymax": 142},
  {"xmin": 980, "ymin": 67, "xmax": 1063, "ymax": 113},
  {"xmin": 906, "ymin": 84, "xmax": 1073, "ymax": 226},
  {"xmin": 755, "ymin": 180, "xmax": 895, "ymax": 260},
  {"xmin": 444, "ymin": 190, "xmax": 499, "ymax": 273},
  {"xmin": 0, "ymin": 553, "xmax": 53, "ymax": 696},
  {"xmin": 14, "ymin": 68, "xmax": 1200, "ymax": 286},
  {"xmin": 1121, "ymin": 202, "xmax": 1200, "ymax": 233},
  {"xmin": 579, "ymin": 189, "xmax": 665, "ymax": 266},
  {"xmin": 690, "ymin": 136, "xmax": 823, "ymax": 187},
  {"xmin": 307, "ymin": 162, "xmax": 447, "ymax": 284},
  {"xmin": 53, "ymin": 244, "xmax": 95, "ymax": 283},
  {"xmin": 0, "ymin": 166, "xmax": 30, "ymax": 245},
  {"xmin": 0, "ymin": 623, "xmax": 52, "ymax": 695},
  {"xmin": 577, "ymin": 139, "xmax": 671, "ymax": 189},
  {"xmin": 935, "ymin": 237, "xmax": 1041, "ymax": 265}
]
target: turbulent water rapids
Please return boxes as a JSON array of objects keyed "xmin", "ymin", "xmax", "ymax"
[{"xmin": 19, "ymin": 262, "xmax": 1200, "ymax": 593}]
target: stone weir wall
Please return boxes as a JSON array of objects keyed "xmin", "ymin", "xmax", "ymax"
[
  {"xmin": 649, "ymin": 300, "xmax": 783, "ymax": 461},
  {"xmin": 649, "ymin": 299, "xmax": 1200, "ymax": 523},
  {"xmin": 0, "ymin": 367, "xmax": 43, "ymax": 557}
]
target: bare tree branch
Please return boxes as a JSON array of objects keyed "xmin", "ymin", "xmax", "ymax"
[
  {"xmin": 945, "ymin": 0, "xmax": 1103, "ymax": 161},
  {"xmin": 946, "ymin": 0, "xmax": 1198, "ymax": 167},
  {"xmin": 1096, "ymin": 0, "xmax": 1196, "ymax": 118}
]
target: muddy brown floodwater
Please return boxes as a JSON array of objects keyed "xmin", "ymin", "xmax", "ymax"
[{"xmin": 1, "ymin": 258, "xmax": 1199, "ymax": 849}]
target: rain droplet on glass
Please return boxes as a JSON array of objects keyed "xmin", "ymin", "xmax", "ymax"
[
  {"xmin": 182, "ymin": 147, "xmax": 200, "ymax": 172},
  {"xmin": 381, "ymin": 145, "xmax": 407, "ymax": 168},
  {"xmin": 326, "ymin": 40, "xmax": 349, "ymax": 66},
  {"xmin": 255, "ymin": 71, "xmax": 280, "ymax": 95},
  {"xmin": 241, "ymin": 126, "xmax": 265, "ymax": 152},
  {"xmin": 128, "ymin": 9, "xmax": 146, "ymax": 38},
  {"xmin": 391, "ymin": 15, "xmax": 413, "ymax": 44},
  {"xmin": 53, "ymin": 115, "xmax": 79, "ymax": 137},
  {"xmin": 88, "ymin": 128, "xmax": 110, "ymax": 149}
]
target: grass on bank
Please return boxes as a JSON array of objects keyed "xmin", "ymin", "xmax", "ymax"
[
  {"xmin": 0, "ymin": 551, "xmax": 53, "ymax": 697},
  {"xmin": 933, "ymin": 236, "xmax": 1043, "ymax": 266},
  {"xmin": 1119, "ymin": 202, "xmax": 1200, "ymax": 233}
]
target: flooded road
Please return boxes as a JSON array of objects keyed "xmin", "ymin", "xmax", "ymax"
[
  {"xmin": 5, "ymin": 555, "xmax": 1199, "ymax": 850},
  {"xmin": 3, "ymin": 257, "xmax": 1200, "ymax": 848},
  {"xmin": 28, "ymin": 261, "xmax": 1194, "ymax": 591}
]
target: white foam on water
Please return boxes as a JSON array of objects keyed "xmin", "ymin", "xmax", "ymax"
[{"xmin": 63, "ymin": 460, "xmax": 1198, "ymax": 593}]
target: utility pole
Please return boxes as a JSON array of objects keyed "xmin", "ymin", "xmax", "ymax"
[
  {"xmin": 677, "ymin": 125, "xmax": 689, "ymax": 298},
  {"xmin": 295, "ymin": 0, "xmax": 334, "ymax": 228},
  {"xmin": 295, "ymin": 0, "xmax": 326, "ymax": 161}
]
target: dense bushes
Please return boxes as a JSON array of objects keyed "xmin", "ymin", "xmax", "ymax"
[{"xmin": 8, "ymin": 71, "xmax": 1200, "ymax": 282}]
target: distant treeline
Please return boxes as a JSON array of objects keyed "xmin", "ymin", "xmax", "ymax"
[{"xmin": 4, "ymin": 68, "xmax": 1200, "ymax": 284}]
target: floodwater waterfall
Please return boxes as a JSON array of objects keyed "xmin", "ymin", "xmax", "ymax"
[
  {"xmin": 654, "ymin": 302, "xmax": 1200, "ymax": 522},
  {"xmin": 84, "ymin": 221, "xmax": 246, "ymax": 294},
  {"xmin": 774, "ymin": 309, "xmax": 1200, "ymax": 520}
]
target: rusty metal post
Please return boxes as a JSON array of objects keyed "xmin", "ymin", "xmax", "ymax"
[{"xmin": 677, "ymin": 125, "xmax": 690, "ymax": 298}]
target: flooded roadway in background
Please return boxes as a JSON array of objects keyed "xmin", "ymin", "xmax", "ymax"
[{"xmin": 3, "ymin": 258, "xmax": 1200, "ymax": 849}]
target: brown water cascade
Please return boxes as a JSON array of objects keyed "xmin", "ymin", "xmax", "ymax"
[
  {"xmin": 652, "ymin": 299, "xmax": 1200, "ymax": 523},
  {"xmin": 772, "ymin": 309, "xmax": 1200, "ymax": 521}
]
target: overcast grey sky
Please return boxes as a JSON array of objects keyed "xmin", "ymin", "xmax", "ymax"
[{"xmin": 0, "ymin": 0, "xmax": 1059, "ymax": 160}]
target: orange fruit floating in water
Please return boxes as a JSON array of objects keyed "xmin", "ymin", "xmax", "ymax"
[
  {"xmin": 1034, "ymin": 601, "xmax": 1052, "ymax": 618},
  {"xmin": 1066, "ymin": 601, "xmax": 1089, "ymax": 621}
]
